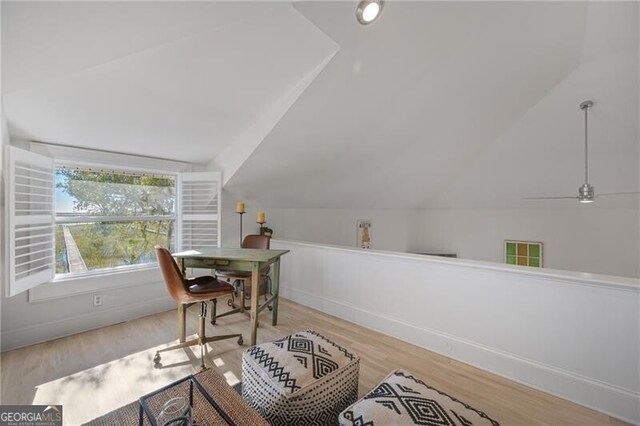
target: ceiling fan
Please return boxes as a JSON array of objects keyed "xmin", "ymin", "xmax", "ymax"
[{"xmin": 526, "ymin": 100, "xmax": 639, "ymax": 203}]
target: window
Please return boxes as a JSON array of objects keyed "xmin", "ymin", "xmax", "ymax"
[
  {"xmin": 505, "ymin": 240, "xmax": 543, "ymax": 268},
  {"xmin": 5, "ymin": 145, "xmax": 222, "ymax": 298},
  {"xmin": 54, "ymin": 166, "xmax": 176, "ymax": 277},
  {"xmin": 5, "ymin": 146, "xmax": 55, "ymax": 296}
]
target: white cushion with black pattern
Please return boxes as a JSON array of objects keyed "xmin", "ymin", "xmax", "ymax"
[
  {"xmin": 242, "ymin": 330, "xmax": 360, "ymax": 426},
  {"xmin": 339, "ymin": 369, "xmax": 500, "ymax": 426}
]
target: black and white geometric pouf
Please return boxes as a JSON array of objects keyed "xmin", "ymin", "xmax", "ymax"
[
  {"xmin": 339, "ymin": 369, "xmax": 500, "ymax": 426},
  {"xmin": 242, "ymin": 330, "xmax": 360, "ymax": 426}
]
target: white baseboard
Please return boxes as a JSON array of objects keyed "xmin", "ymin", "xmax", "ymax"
[
  {"xmin": 281, "ymin": 286, "xmax": 640, "ymax": 425},
  {"xmin": 1, "ymin": 296, "xmax": 175, "ymax": 351}
]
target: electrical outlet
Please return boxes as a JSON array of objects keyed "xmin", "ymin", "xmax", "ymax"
[{"xmin": 92, "ymin": 294, "xmax": 103, "ymax": 307}]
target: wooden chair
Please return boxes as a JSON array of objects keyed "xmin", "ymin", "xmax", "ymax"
[
  {"xmin": 214, "ymin": 235, "xmax": 272, "ymax": 323},
  {"xmin": 154, "ymin": 246, "xmax": 243, "ymax": 370}
]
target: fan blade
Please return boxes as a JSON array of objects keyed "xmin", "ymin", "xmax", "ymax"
[
  {"xmin": 524, "ymin": 196, "xmax": 578, "ymax": 200},
  {"xmin": 597, "ymin": 192, "xmax": 640, "ymax": 197}
]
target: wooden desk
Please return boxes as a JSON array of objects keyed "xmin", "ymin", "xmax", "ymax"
[{"xmin": 172, "ymin": 248, "xmax": 289, "ymax": 346}]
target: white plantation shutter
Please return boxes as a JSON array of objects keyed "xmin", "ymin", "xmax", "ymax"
[
  {"xmin": 178, "ymin": 172, "xmax": 221, "ymax": 250},
  {"xmin": 5, "ymin": 146, "xmax": 55, "ymax": 296}
]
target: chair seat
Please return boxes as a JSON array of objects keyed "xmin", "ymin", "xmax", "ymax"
[{"xmin": 186, "ymin": 275, "xmax": 234, "ymax": 295}]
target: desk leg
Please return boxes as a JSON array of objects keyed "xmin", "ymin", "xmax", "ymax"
[
  {"xmin": 272, "ymin": 259, "xmax": 280, "ymax": 326},
  {"xmin": 240, "ymin": 280, "xmax": 246, "ymax": 314},
  {"xmin": 179, "ymin": 258, "xmax": 186, "ymax": 343},
  {"xmin": 250, "ymin": 262, "xmax": 260, "ymax": 346}
]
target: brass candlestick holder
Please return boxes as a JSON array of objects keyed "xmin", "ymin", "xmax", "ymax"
[
  {"xmin": 236, "ymin": 202, "xmax": 247, "ymax": 247},
  {"xmin": 238, "ymin": 212, "xmax": 246, "ymax": 247},
  {"xmin": 257, "ymin": 219, "xmax": 266, "ymax": 234}
]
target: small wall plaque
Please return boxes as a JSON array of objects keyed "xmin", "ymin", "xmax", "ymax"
[{"xmin": 357, "ymin": 220, "xmax": 372, "ymax": 249}]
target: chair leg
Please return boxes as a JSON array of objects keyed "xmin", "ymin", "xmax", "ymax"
[
  {"xmin": 155, "ymin": 300, "xmax": 244, "ymax": 370},
  {"xmin": 225, "ymin": 280, "xmax": 247, "ymax": 311},
  {"xmin": 198, "ymin": 303, "xmax": 207, "ymax": 370},
  {"xmin": 226, "ymin": 279, "xmax": 242, "ymax": 309},
  {"xmin": 210, "ymin": 299, "xmax": 217, "ymax": 325},
  {"xmin": 215, "ymin": 287, "xmax": 246, "ymax": 321},
  {"xmin": 202, "ymin": 334, "xmax": 243, "ymax": 346},
  {"xmin": 223, "ymin": 284, "xmax": 252, "ymax": 316},
  {"xmin": 154, "ymin": 303, "xmax": 213, "ymax": 370},
  {"xmin": 212, "ymin": 306, "xmax": 243, "ymax": 320},
  {"xmin": 239, "ymin": 280, "xmax": 246, "ymax": 313},
  {"xmin": 198, "ymin": 302, "xmax": 243, "ymax": 368},
  {"xmin": 154, "ymin": 338, "xmax": 200, "ymax": 359}
]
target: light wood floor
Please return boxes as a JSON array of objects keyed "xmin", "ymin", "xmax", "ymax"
[{"xmin": 1, "ymin": 297, "xmax": 628, "ymax": 425}]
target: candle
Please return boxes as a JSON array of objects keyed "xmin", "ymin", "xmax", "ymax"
[
  {"xmin": 236, "ymin": 202, "xmax": 246, "ymax": 214},
  {"xmin": 257, "ymin": 211, "xmax": 266, "ymax": 223}
]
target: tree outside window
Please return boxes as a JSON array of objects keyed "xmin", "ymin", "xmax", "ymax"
[{"xmin": 55, "ymin": 167, "xmax": 176, "ymax": 275}]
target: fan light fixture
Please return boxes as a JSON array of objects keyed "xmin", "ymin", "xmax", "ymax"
[
  {"xmin": 578, "ymin": 183, "xmax": 594, "ymax": 203},
  {"xmin": 525, "ymin": 100, "xmax": 640, "ymax": 203},
  {"xmin": 357, "ymin": 0, "xmax": 383, "ymax": 25}
]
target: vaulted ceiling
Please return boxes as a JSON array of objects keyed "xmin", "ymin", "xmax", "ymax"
[
  {"xmin": 2, "ymin": 2, "xmax": 338, "ymax": 162},
  {"xmin": 2, "ymin": 1, "xmax": 638, "ymax": 209}
]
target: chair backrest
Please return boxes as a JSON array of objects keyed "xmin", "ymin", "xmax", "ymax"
[
  {"xmin": 242, "ymin": 234, "xmax": 270, "ymax": 249},
  {"xmin": 155, "ymin": 246, "xmax": 189, "ymax": 302}
]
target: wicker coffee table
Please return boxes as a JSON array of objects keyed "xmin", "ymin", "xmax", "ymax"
[{"xmin": 84, "ymin": 369, "xmax": 268, "ymax": 426}]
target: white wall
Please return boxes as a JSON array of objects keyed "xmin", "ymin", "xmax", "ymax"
[
  {"xmin": 274, "ymin": 239, "xmax": 640, "ymax": 424},
  {"xmin": 220, "ymin": 191, "xmax": 420, "ymax": 252},
  {"xmin": 1, "ymin": 275, "xmax": 173, "ymax": 351},
  {"xmin": 219, "ymin": 195, "xmax": 639, "ymax": 278},
  {"xmin": 1, "ymin": 2, "xmax": 5, "ymax": 380},
  {"xmin": 418, "ymin": 208, "xmax": 639, "ymax": 278},
  {"xmin": 261, "ymin": 208, "xmax": 420, "ymax": 252},
  {"xmin": 1, "ymin": 102, "xmax": 7, "ymax": 360},
  {"xmin": 0, "ymin": 142, "xmax": 188, "ymax": 351}
]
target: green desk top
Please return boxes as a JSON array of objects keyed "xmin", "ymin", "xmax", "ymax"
[{"xmin": 172, "ymin": 248, "xmax": 289, "ymax": 262}]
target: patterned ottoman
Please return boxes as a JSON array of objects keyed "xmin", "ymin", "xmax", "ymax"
[
  {"xmin": 242, "ymin": 330, "xmax": 360, "ymax": 425},
  {"xmin": 339, "ymin": 370, "xmax": 500, "ymax": 426}
]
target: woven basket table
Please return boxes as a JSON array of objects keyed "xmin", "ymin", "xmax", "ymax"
[
  {"xmin": 84, "ymin": 368, "xmax": 268, "ymax": 426},
  {"xmin": 242, "ymin": 330, "xmax": 360, "ymax": 426}
]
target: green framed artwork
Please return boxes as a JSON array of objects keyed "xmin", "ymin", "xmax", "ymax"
[{"xmin": 505, "ymin": 240, "xmax": 543, "ymax": 268}]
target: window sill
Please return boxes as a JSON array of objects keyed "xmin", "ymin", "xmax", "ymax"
[
  {"xmin": 52, "ymin": 263, "xmax": 159, "ymax": 283},
  {"xmin": 28, "ymin": 265, "xmax": 164, "ymax": 302}
]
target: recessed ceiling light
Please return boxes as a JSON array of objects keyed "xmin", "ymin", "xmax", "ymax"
[{"xmin": 356, "ymin": 0, "xmax": 383, "ymax": 25}]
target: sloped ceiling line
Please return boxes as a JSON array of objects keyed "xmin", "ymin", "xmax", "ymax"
[{"xmin": 211, "ymin": 47, "xmax": 339, "ymax": 187}]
